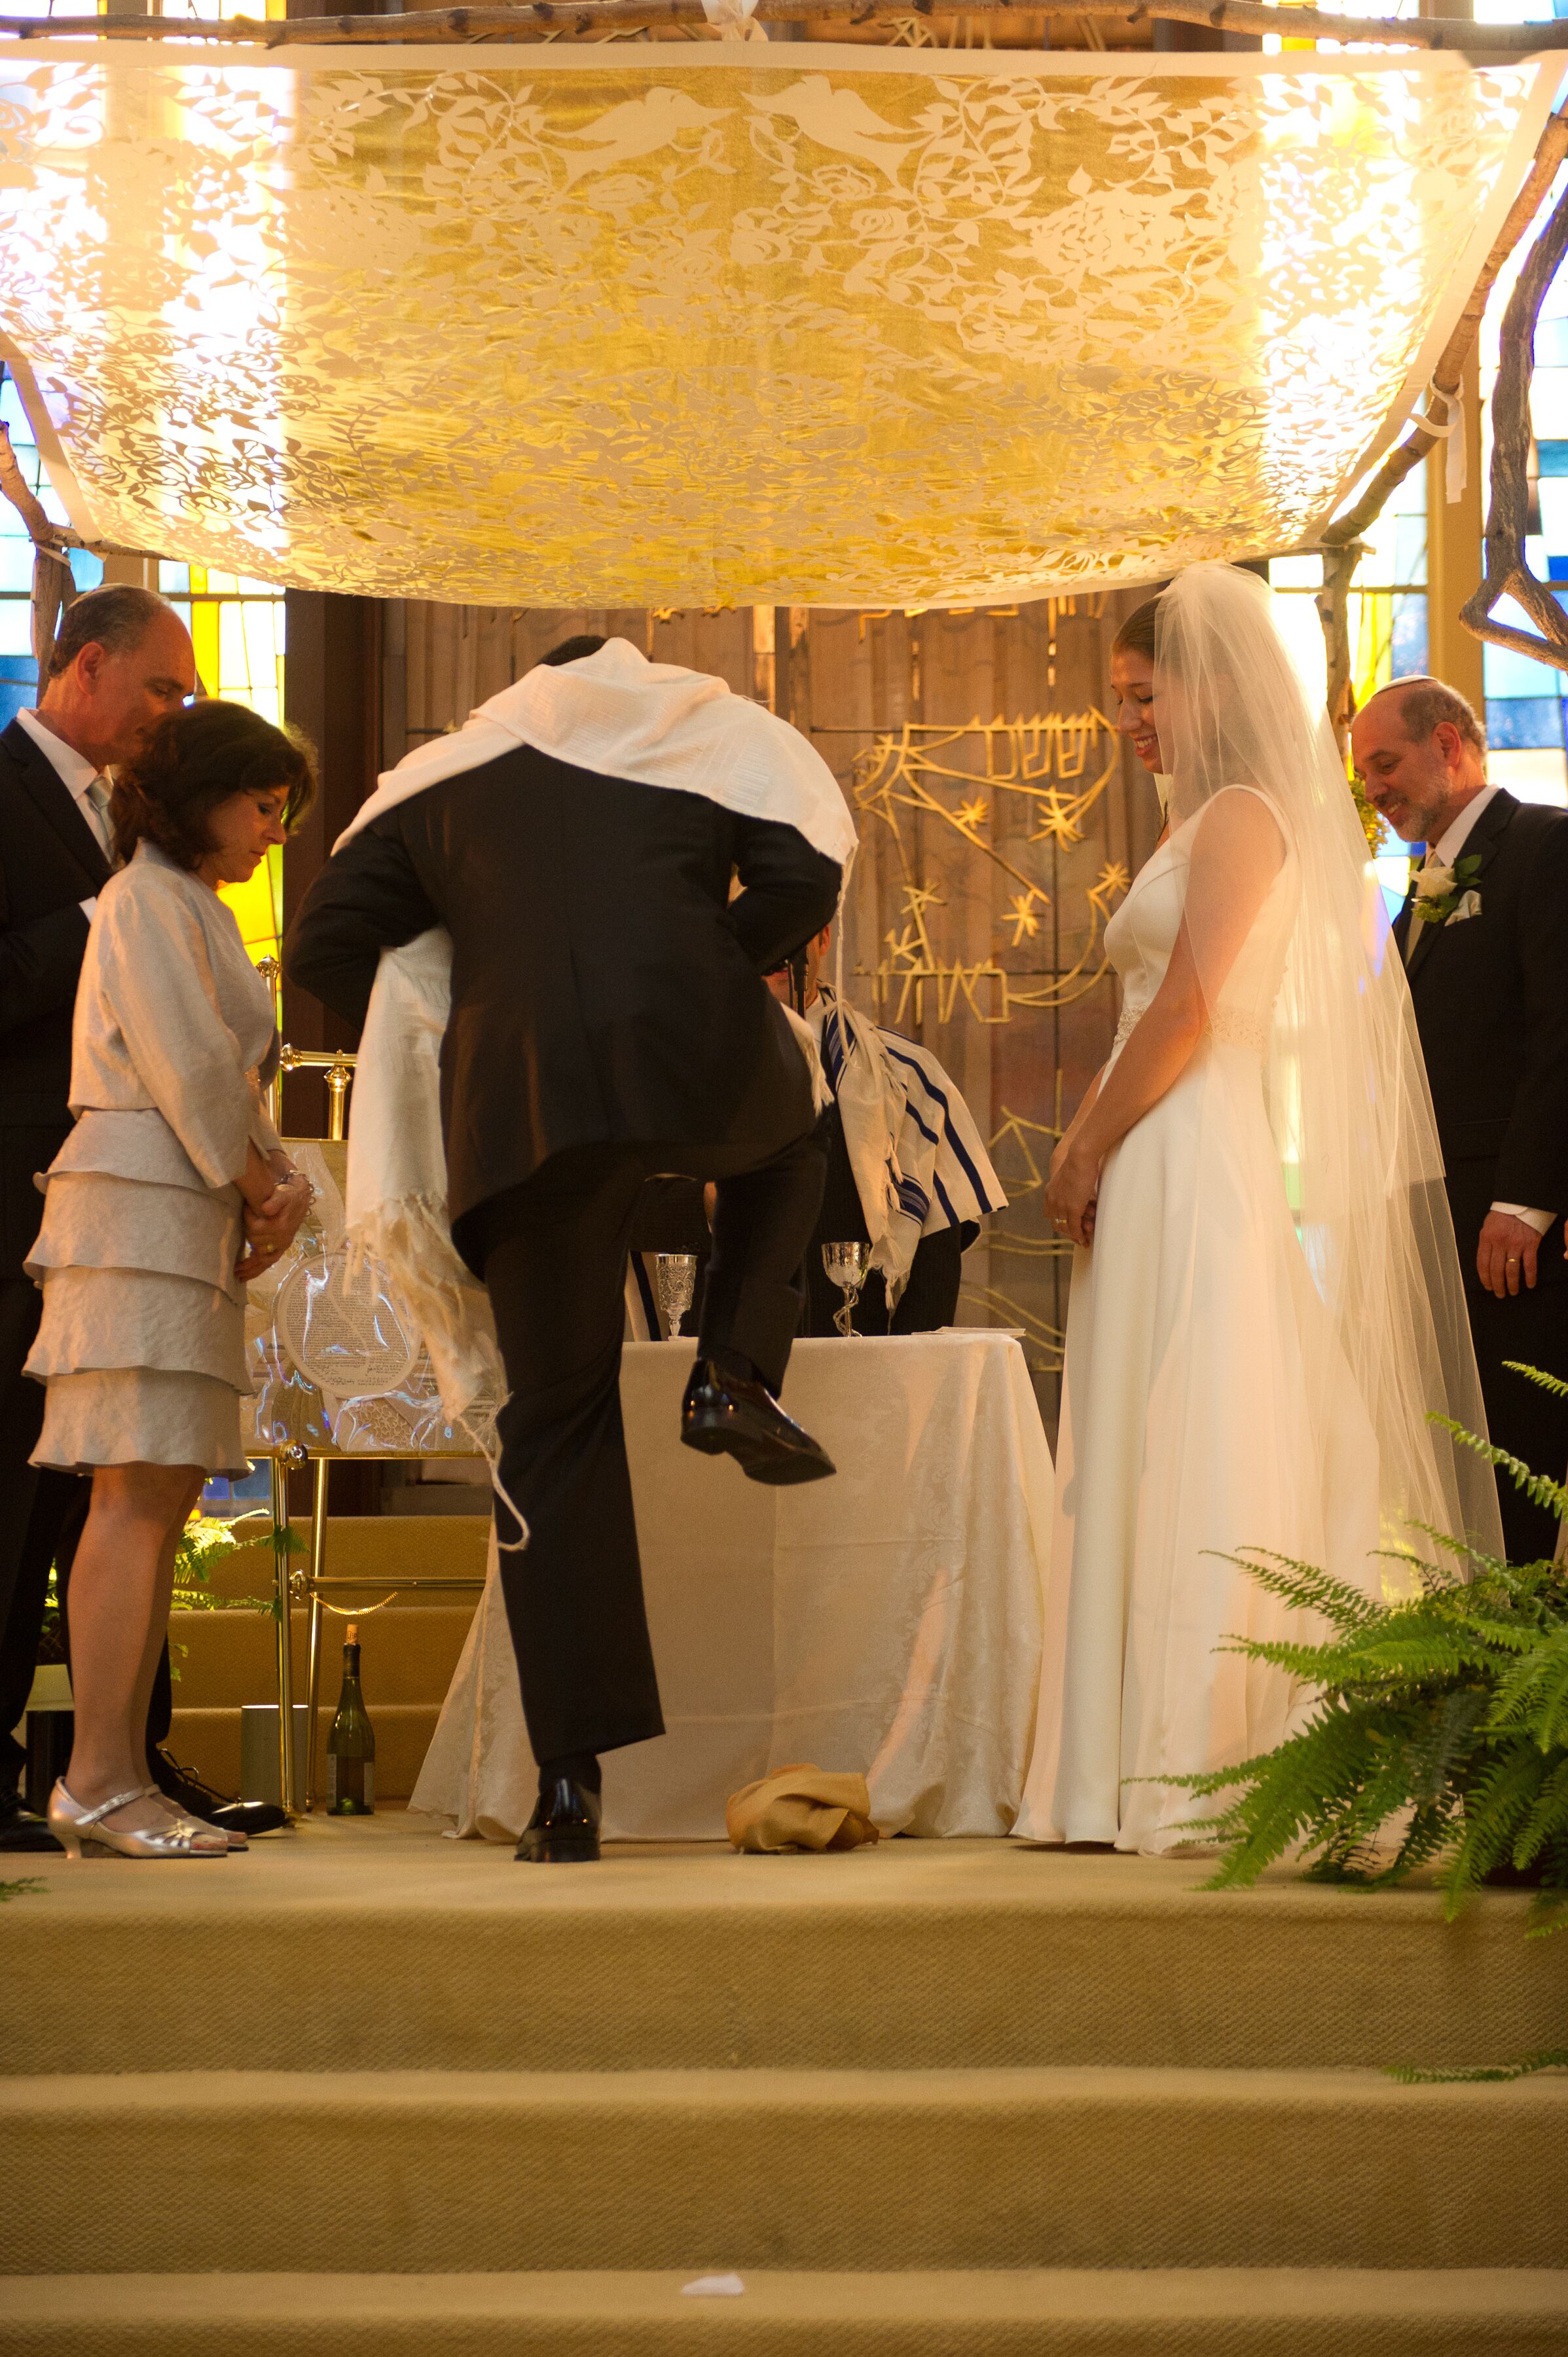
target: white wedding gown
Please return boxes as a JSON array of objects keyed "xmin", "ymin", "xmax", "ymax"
[{"xmin": 1017, "ymin": 793, "xmax": 1383, "ymax": 1852}]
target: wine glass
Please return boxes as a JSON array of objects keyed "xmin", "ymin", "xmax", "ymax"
[
  {"xmin": 654, "ymin": 1252, "xmax": 697, "ymax": 1342},
  {"xmin": 822, "ymin": 1240, "xmax": 869, "ymax": 1338}
]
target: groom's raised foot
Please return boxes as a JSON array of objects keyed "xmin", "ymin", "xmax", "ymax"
[
  {"xmin": 680, "ymin": 1356, "xmax": 835, "ymax": 1486},
  {"xmin": 515, "ymin": 1757, "xmax": 602, "ymax": 1863}
]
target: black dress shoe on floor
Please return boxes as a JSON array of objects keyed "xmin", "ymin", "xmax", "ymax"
[
  {"xmin": 0, "ymin": 1791, "xmax": 64, "ymax": 1854},
  {"xmin": 680, "ymin": 1359, "xmax": 837, "ymax": 1486},
  {"xmin": 149, "ymin": 1749, "xmax": 289, "ymax": 1840},
  {"xmin": 515, "ymin": 1772, "xmax": 602, "ymax": 1863}
]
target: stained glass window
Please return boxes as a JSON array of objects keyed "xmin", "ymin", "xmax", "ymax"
[{"xmin": 157, "ymin": 560, "xmax": 287, "ymax": 965}]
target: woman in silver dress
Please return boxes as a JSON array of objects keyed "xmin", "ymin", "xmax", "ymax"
[{"xmin": 28, "ymin": 701, "xmax": 316, "ymax": 1859}]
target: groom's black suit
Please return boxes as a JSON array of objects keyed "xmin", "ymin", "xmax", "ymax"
[
  {"xmin": 285, "ymin": 747, "xmax": 841, "ymax": 1759},
  {"xmin": 1393, "ymin": 788, "xmax": 1568, "ymax": 1562}
]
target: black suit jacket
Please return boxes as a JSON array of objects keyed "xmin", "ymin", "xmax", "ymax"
[
  {"xmin": 284, "ymin": 748, "xmax": 842, "ymax": 1254},
  {"xmin": 0, "ymin": 718, "xmax": 111, "ymax": 1281},
  {"xmin": 1392, "ymin": 788, "xmax": 1568, "ymax": 1292}
]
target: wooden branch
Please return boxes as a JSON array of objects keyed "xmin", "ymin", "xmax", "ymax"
[
  {"xmin": 1462, "ymin": 174, "xmax": 1568, "ymax": 676},
  {"xmin": 0, "ymin": 420, "xmax": 54, "ymax": 547},
  {"xmin": 1325, "ymin": 102, "xmax": 1568, "ymax": 551},
  {"xmin": 3, "ymin": 0, "xmax": 1566, "ymax": 47}
]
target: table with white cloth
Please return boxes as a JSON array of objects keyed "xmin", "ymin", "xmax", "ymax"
[{"xmin": 411, "ymin": 1330, "xmax": 1053, "ymax": 1842}]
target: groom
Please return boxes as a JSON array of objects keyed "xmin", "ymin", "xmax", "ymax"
[
  {"xmin": 1351, "ymin": 676, "xmax": 1568, "ymax": 1562},
  {"xmin": 285, "ymin": 634, "xmax": 848, "ymax": 1860}
]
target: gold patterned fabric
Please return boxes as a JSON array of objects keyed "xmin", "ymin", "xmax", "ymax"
[{"xmin": 0, "ymin": 46, "xmax": 1552, "ymax": 605}]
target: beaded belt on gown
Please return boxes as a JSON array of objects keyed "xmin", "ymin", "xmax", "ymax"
[{"xmin": 1112, "ymin": 1000, "xmax": 1271, "ymax": 1057}]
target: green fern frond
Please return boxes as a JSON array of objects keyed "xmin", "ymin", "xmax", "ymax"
[
  {"xmin": 1430, "ymin": 1416, "xmax": 1568, "ymax": 1519},
  {"xmin": 1488, "ymin": 1624, "xmax": 1568, "ymax": 1752},
  {"xmin": 1503, "ymin": 1361, "xmax": 1568, "ymax": 1400},
  {"xmin": 1512, "ymin": 1755, "xmax": 1568, "ymax": 1870},
  {"xmin": 1525, "ymin": 1886, "xmax": 1568, "ymax": 1935},
  {"xmin": 1444, "ymin": 1745, "xmax": 1552, "ymax": 1914},
  {"xmin": 1387, "ymin": 2049, "xmax": 1568, "ymax": 2085},
  {"xmin": 1208, "ymin": 1548, "xmax": 1388, "ymax": 1629}
]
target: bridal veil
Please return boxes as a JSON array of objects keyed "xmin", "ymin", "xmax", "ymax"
[{"xmin": 1154, "ymin": 562, "xmax": 1503, "ymax": 1567}]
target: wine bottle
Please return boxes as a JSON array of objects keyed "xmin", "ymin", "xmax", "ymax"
[{"xmin": 327, "ymin": 1622, "xmax": 376, "ymax": 1816}]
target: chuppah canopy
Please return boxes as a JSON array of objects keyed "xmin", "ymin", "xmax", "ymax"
[{"xmin": 0, "ymin": 42, "xmax": 1555, "ymax": 608}]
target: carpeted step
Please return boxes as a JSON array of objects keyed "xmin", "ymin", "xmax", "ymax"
[
  {"xmin": 203, "ymin": 1516, "xmax": 490, "ymax": 1603},
  {"xmin": 165, "ymin": 1702, "xmax": 443, "ymax": 1805},
  {"xmin": 5, "ymin": 2067, "xmax": 1565, "ymax": 2276},
  {"xmin": 3, "ymin": 1828, "xmax": 1560, "ymax": 2081},
  {"xmin": 171, "ymin": 1605, "xmax": 478, "ymax": 1710},
  {"xmin": 163, "ymin": 1598, "xmax": 476, "ymax": 1797},
  {"xmin": 7, "ymin": 2270, "xmax": 1568, "ymax": 2356}
]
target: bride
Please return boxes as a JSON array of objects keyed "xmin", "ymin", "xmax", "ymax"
[{"xmin": 1018, "ymin": 563, "xmax": 1501, "ymax": 1852}]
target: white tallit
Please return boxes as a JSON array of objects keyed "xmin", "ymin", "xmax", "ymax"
[
  {"xmin": 343, "ymin": 640, "xmax": 855, "ymax": 1468},
  {"xmin": 339, "ymin": 635, "xmax": 858, "ymax": 863}
]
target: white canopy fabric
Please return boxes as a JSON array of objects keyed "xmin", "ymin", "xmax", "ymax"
[{"xmin": 0, "ymin": 45, "xmax": 1554, "ymax": 606}]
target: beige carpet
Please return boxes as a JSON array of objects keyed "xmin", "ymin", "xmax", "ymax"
[
  {"xmin": 3, "ymin": 1822, "xmax": 1565, "ymax": 2348},
  {"xmin": 6, "ymin": 2271, "xmax": 1568, "ymax": 2356}
]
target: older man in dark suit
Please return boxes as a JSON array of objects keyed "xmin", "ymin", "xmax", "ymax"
[
  {"xmin": 1352, "ymin": 676, "xmax": 1568, "ymax": 1563},
  {"xmin": 0, "ymin": 585, "xmax": 194, "ymax": 1850}
]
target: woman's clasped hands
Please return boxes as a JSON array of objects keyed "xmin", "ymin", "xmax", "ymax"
[{"xmin": 235, "ymin": 1157, "xmax": 312, "ymax": 1283}]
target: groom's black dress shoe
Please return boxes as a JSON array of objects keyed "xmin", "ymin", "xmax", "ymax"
[
  {"xmin": 680, "ymin": 1359, "xmax": 836, "ymax": 1486},
  {"xmin": 516, "ymin": 1770, "xmax": 602, "ymax": 1863},
  {"xmin": 0, "ymin": 1790, "xmax": 63, "ymax": 1854},
  {"xmin": 150, "ymin": 1748, "xmax": 288, "ymax": 1838}
]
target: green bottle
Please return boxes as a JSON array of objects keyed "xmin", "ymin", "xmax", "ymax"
[{"xmin": 327, "ymin": 1622, "xmax": 376, "ymax": 1816}]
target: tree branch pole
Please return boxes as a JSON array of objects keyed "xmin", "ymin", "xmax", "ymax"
[
  {"xmin": 1463, "ymin": 174, "xmax": 1568, "ymax": 674},
  {"xmin": 1324, "ymin": 103, "xmax": 1568, "ymax": 557},
  {"xmin": 2, "ymin": 0, "xmax": 1566, "ymax": 45},
  {"xmin": 1311, "ymin": 100, "xmax": 1568, "ymax": 752},
  {"xmin": 0, "ymin": 418, "xmax": 79, "ymax": 672}
]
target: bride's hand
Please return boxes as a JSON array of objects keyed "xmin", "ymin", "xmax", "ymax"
[{"xmin": 1045, "ymin": 1143, "xmax": 1099, "ymax": 1249}]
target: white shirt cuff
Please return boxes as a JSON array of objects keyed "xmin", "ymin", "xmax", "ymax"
[
  {"xmin": 79, "ymin": 896, "xmax": 97, "ymax": 922},
  {"xmin": 1492, "ymin": 1202, "xmax": 1556, "ymax": 1235}
]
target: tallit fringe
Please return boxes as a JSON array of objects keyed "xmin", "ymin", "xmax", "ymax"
[
  {"xmin": 344, "ymin": 1194, "xmax": 528, "ymax": 1548},
  {"xmin": 781, "ymin": 1002, "xmax": 833, "ymax": 1114}
]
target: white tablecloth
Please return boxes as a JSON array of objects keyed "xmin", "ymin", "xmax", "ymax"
[{"xmin": 410, "ymin": 1332, "xmax": 1052, "ymax": 1841}]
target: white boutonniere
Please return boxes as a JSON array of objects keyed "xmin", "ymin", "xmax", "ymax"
[{"xmin": 1413, "ymin": 852, "xmax": 1482, "ymax": 929}]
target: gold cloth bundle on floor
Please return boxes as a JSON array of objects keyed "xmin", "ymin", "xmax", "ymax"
[
  {"xmin": 726, "ymin": 1764, "xmax": 881, "ymax": 1853},
  {"xmin": 0, "ymin": 46, "xmax": 1554, "ymax": 604}
]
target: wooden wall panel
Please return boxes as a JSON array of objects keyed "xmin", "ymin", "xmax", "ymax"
[{"xmin": 385, "ymin": 591, "xmax": 1164, "ymax": 1425}]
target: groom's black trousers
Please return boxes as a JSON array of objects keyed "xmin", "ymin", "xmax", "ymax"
[{"xmin": 472, "ymin": 1132, "xmax": 826, "ymax": 1763}]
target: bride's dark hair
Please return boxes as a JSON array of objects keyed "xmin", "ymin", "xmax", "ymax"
[{"xmin": 1112, "ymin": 598, "xmax": 1161, "ymax": 662}]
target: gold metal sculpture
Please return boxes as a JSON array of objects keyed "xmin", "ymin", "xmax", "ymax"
[{"xmin": 847, "ymin": 709, "xmax": 1130, "ymax": 1024}]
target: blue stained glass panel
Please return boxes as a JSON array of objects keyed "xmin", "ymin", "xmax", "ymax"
[
  {"xmin": 1485, "ymin": 636, "xmax": 1567, "ymax": 696},
  {"xmin": 0, "ymin": 604, "xmax": 33, "ymax": 658},
  {"xmin": 1391, "ymin": 594, "xmax": 1428, "ymax": 675},
  {"xmin": 1486, "ymin": 696, "xmax": 1565, "ymax": 748}
]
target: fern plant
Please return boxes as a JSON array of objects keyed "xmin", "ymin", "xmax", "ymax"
[
  {"xmin": 1169, "ymin": 1366, "xmax": 1568, "ymax": 1936},
  {"xmin": 170, "ymin": 1510, "xmax": 273, "ymax": 1616}
]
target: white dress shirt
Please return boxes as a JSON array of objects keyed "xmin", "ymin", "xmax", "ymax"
[
  {"xmin": 1412, "ymin": 781, "xmax": 1552, "ymax": 1238},
  {"xmin": 16, "ymin": 706, "xmax": 113, "ymax": 917}
]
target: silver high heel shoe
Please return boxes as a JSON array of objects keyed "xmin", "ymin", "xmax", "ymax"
[{"xmin": 47, "ymin": 1780, "xmax": 229, "ymax": 1860}]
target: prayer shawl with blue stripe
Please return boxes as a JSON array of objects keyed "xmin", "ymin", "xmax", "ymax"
[{"xmin": 816, "ymin": 989, "xmax": 1005, "ymax": 1309}]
